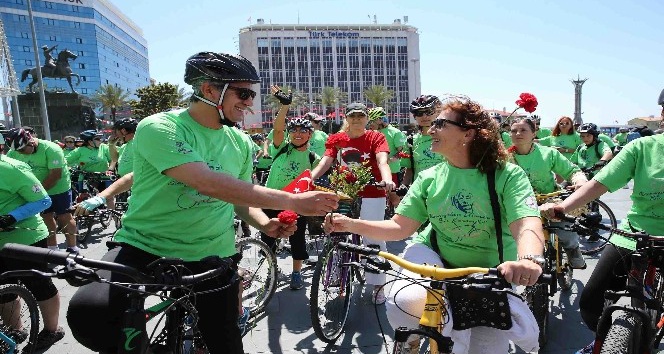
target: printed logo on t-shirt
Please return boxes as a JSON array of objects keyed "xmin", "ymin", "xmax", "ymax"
[
  {"xmin": 175, "ymin": 141, "xmax": 193, "ymax": 154},
  {"xmin": 339, "ymin": 147, "xmax": 367, "ymax": 167},
  {"xmin": 525, "ymin": 196, "xmax": 538, "ymax": 210},
  {"xmin": 451, "ymin": 190, "xmax": 474, "ymax": 214},
  {"xmin": 52, "ymin": 159, "xmax": 60, "ymax": 165},
  {"xmin": 32, "ymin": 184, "xmax": 42, "ymax": 194},
  {"xmin": 432, "ymin": 189, "xmax": 492, "ymax": 241}
]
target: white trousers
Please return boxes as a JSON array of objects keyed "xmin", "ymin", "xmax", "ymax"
[
  {"xmin": 385, "ymin": 243, "xmax": 540, "ymax": 354},
  {"xmin": 359, "ymin": 197, "xmax": 387, "ymax": 286}
]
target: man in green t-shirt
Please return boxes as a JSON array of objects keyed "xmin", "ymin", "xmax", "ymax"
[
  {"xmin": 367, "ymin": 107, "xmax": 407, "ymax": 206},
  {"xmin": 613, "ymin": 128, "xmax": 628, "ymax": 146},
  {"xmin": 305, "ymin": 112, "xmax": 329, "ymax": 157},
  {"xmin": 571, "ymin": 123, "xmax": 613, "ymax": 178},
  {"xmin": 532, "ymin": 116, "xmax": 552, "ymax": 139},
  {"xmin": 403, "ymin": 95, "xmax": 445, "ymax": 185},
  {"xmin": 5, "ymin": 128, "xmax": 79, "ymax": 253},
  {"xmin": 67, "ymin": 52, "xmax": 339, "ymax": 354},
  {"xmin": 108, "ymin": 118, "xmax": 138, "ymax": 177}
]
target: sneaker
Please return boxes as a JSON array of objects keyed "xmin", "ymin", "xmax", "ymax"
[
  {"xmin": 565, "ymin": 247, "xmax": 587, "ymax": 269},
  {"xmin": 65, "ymin": 247, "xmax": 80, "ymax": 255},
  {"xmin": 575, "ymin": 340, "xmax": 595, "ymax": 354},
  {"xmin": 372, "ymin": 287, "xmax": 386, "ymax": 305},
  {"xmin": 24, "ymin": 326, "xmax": 65, "ymax": 352},
  {"xmin": 237, "ymin": 306, "xmax": 251, "ymax": 336},
  {"xmin": 290, "ymin": 271, "xmax": 304, "ymax": 290}
]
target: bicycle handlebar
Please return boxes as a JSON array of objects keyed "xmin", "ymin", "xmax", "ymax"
[
  {"xmin": 555, "ymin": 212, "xmax": 664, "ymax": 241},
  {"xmin": 0, "ymin": 243, "xmax": 232, "ymax": 286},
  {"xmin": 336, "ymin": 242, "xmax": 552, "ymax": 282}
]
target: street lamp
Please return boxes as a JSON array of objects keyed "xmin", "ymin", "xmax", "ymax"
[{"xmin": 111, "ymin": 104, "xmax": 116, "ymax": 122}]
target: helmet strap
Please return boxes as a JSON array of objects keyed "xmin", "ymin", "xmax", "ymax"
[{"xmin": 193, "ymin": 83, "xmax": 235, "ymax": 127}]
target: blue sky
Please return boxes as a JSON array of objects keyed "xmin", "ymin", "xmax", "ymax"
[{"xmin": 112, "ymin": 0, "xmax": 663, "ymax": 127}]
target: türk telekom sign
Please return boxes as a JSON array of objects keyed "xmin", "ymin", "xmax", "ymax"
[
  {"xmin": 60, "ymin": 0, "xmax": 84, "ymax": 4},
  {"xmin": 308, "ymin": 31, "xmax": 360, "ymax": 38}
]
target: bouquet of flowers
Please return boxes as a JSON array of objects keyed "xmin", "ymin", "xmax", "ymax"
[{"xmin": 328, "ymin": 162, "xmax": 373, "ymax": 201}]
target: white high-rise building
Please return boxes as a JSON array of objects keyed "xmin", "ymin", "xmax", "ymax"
[{"xmin": 239, "ymin": 20, "xmax": 420, "ymax": 129}]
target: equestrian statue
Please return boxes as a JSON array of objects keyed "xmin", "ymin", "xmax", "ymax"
[{"xmin": 21, "ymin": 45, "xmax": 81, "ymax": 93}]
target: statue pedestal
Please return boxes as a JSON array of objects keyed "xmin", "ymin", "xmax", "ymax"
[{"xmin": 16, "ymin": 92, "xmax": 95, "ymax": 140}]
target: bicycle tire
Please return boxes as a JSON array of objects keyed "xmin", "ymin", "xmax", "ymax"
[
  {"xmin": 555, "ymin": 240, "xmax": 573, "ymax": 291},
  {"xmin": 310, "ymin": 241, "xmax": 353, "ymax": 343},
  {"xmin": 0, "ymin": 284, "xmax": 41, "ymax": 354},
  {"xmin": 581, "ymin": 199, "xmax": 617, "ymax": 255},
  {"xmin": 99, "ymin": 209, "xmax": 112, "ymax": 229},
  {"xmin": 598, "ymin": 310, "xmax": 642, "ymax": 354},
  {"xmin": 236, "ymin": 238, "xmax": 277, "ymax": 316},
  {"xmin": 523, "ymin": 283, "xmax": 549, "ymax": 347},
  {"xmin": 75, "ymin": 216, "xmax": 94, "ymax": 244}
]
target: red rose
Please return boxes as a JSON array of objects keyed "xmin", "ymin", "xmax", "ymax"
[
  {"xmin": 277, "ymin": 210, "xmax": 298, "ymax": 224},
  {"xmin": 515, "ymin": 93, "xmax": 538, "ymax": 113},
  {"xmin": 344, "ymin": 172, "xmax": 358, "ymax": 183},
  {"xmin": 507, "ymin": 145, "xmax": 518, "ymax": 153},
  {"xmin": 325, "ymin": 133, "xmax": 351, "ymax": 149},
  {"xmin": 396, "ymin": 151, "xmax": 411, "ymax": 159}
]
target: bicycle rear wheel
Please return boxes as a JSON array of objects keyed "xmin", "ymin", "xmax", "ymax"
[
  {"xmin": 75, "ymin": 215, "xmax": 94, "ymax": 244},
  {"xmin": 598, "ymin": 310, "xmax": 642, "ymax": 354},
  {"xmin": 581, "ymin": 199, "xmax": 617, "ymax": 255},
  {"xmin": 310, "ymin": 240, "xmax": 353, "ymax": 343},
  {"xmin": 236, "ymin": 238, "xmax": 277, "ymax": 316},
  {"xmin": 0, "ymin": 284, "xmax": 40, "ymax": 354}
]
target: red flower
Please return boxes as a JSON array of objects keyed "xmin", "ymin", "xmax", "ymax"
[
  {"xmin": 325, "ymin": 133, "xmax": 351, "ymax": 149},
  {"xmin": 277, "ymin": 210, "xmax": 298, "ymax": 224},
  {"xmin": 507, "ymin": 145, "xmax": 518, "ymax": 153},
  {"xmin": 396, "ymin": 151, "xmax": 411, "ymax": 159},
  {"xmin": 337, "ymin": 165, "xmax": 349, "ymax": 173},
  {"xmin": 515, "ymin": 93, "xmax": 538, "ymax": 113},
  {"xmin": 344, "ymin": 172, "xmax": 358, "ymax": 183}
]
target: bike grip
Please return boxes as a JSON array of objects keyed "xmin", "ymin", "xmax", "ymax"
[
  {"xmin": 488, "ymin": 267, "xmax": 552, "ymax": 283},
  {"xmin": 336, "ymin": 242, "xmax": 380, "ymax": 255},
  {"xmin": 553, "ymin": 211, "xmax": 576, "ymax": 223},
  {"xmin": 0, "ymin": 243, "xmax": 71, "ymax": 265}
]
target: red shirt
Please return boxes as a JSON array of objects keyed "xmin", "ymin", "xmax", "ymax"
[{"xmin": 325, "ymin": 131, "xmax": 390, "ymax": 198}]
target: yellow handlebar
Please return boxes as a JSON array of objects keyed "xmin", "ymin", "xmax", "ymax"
[
  {"xmin": 376, "ymin": 251, "xmax": 490, "ymax": 280},
  {"xmin": 535, "ymin": 191, "xmax": 564, "ymax": 204}
]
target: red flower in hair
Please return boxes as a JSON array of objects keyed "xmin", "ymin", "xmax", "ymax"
[
  {"xmin": 325, "ymin": 133, "xmax": 351, "ymax": 149},
  {"xmin": 515, "ymin": 93, "xmax": 538, "ymax": 114},
  {"xmin": 277, "ymin": 210, "xmax": 298, "ymax": 224}
]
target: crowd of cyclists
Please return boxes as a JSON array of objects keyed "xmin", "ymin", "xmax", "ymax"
[{"xmin": 0, "ymin": 50, "xmax": 662, "ymax": 354}]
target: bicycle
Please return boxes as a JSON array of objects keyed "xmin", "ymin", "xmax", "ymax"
[
  {"xmin": 578, "ymin": 166, "xmax": 619, "ymax": 255},
  {"xmin": 235, "ymin": 235, "xmax": 277, "ymax": 318},
  {"xmin": 335, "ymin": 241, "xmax": 551, "ymax": 354},
  {"xmin": 0, "ymin": 283, "xmax": 40, "ymax": 354},
  {"xmin": 0, "ymin": 243, "xmax": 237, "ymax": 353},
  {"xmin": 70, "ymin": 170, "xmax": 118, "ymax": 244},
  {"xmin": 558, "ymin": 213, "xmax": 664, "ymax": 354}
]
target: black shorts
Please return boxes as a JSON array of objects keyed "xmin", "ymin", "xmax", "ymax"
[{"xmin": 42, "ymin": 190, "xmax": 73, "ymax": 215}]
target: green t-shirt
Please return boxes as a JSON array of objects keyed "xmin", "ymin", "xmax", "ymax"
[
  {"xmin": 379, "ymin": 125, "xmax": 407, "ymax": 173},
  {"xmin": 614, "ymin": 132, "xmax": 628, "ymax": 146},
  {"xmin": 538, "ymin": 133, "xmax": 583, "ymax": 160},
  {"xmin": 593, "ymin": 135, "xmax": 664, "ymax": 250},
  {"xmin": 397, "ymin": 162, "xmax": 540, "ymax": 268},
  {"xmin": 7, "ymin": 139, "xmax": 71, "ymax": 195},
  {"xmin": 63, "ymin": 148, "xmax": 75, "ymax": 159},
  {"xmin": 570, "ymin": 141, "xmax": 611, "ymax": 171},
  {"xmin": 0, "ymin": 155, "xmax": 49, "ymax": 247},
  {"xmin": 114, "ymin": 109, "xmax": 254, "ymax": 261},
  {"xmin": 65, "ymin": 145, "xmax": 111, "ymax": 172},
  {"xmin": 117, "ymin": 139, "xmax": 135, "ymax": 177},
  {"xmin": 265, "ymin": 142, "xmax": 320, "ymax": 191},
  {"xmin": 501, "ymin": 131, "xmax": 513, "ymax": 147},
  {"xmin": 598, "ymin": 134, "xmax": 616, "ymax": 148},
  {"xmin": 536, "ymin": 128, "xmax": 552, "ymax": 139},
  {"xmin": 403, "ymin": 133, "xmax": 444, "ymax": 179},
  {"xmin": 253, "ymin": 141, "xmax": 273, "ymax": 170},
  {"xmin": 511, "ymin": 144, "xmax": 580, "ymax": 194},
  {"xmin": 309, "ymin": 130, "xmax": 329, "ymax": 157}
]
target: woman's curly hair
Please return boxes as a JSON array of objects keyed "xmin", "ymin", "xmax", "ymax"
[{"xmin": 442, "ymin": 96, "xmax": 508, "ymax": 173}]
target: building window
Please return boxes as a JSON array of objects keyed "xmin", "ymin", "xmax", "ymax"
[
  {"xmin": 81, "ymin": 76, "xmax": 86, "ymax": 82},
  {"xmin": 44, "ymin": 1, "xmax": 53, "ymax": 9},
  {"xmin": 20, "ymin": 32, "xmax": 29, "ymax": 39},
  {"xmin": 22, "ymin": 46, "xmax": 30, "ymax": 52},
  {"xmin": 72, "ymin": 5, "xmax": 80, "ymax": 12},
  {"xmin": 15, "ymin": 0, "xmax": 24, "ymax": 4},
  {"xmin": 73, "ymin": 22, "xmax": 81, "ymax": 29},
  {"xmin": 17, "ymin": 15, "xmax": 26, "ymax": 22},
  {"xmin": 76, "ymin": 38, "xmax": 83, "ymax": 44},
  {"xmin": 81, "ymin": 88, "xmax": 88, "ymax": 94},
  {"xmin": 47, "ymin": 19, "xmax": 55, "ymax": 26},
  {"xmin": 77, "ymin": 51, "xmax": 84, "ymax": 56},
  {"xmin": 25, "ymin": 59, "xmax": 32, "ymax": 66},
  {"xmin": 116, "ymin": 63, "xmax": 119, "ymax": 67},
  {"xmin": 49, "ymin": 35, "xmax": 57, "ymax": 41},
  {"xmin": 78, "ymin": 63, "xmax": 85, "ymax": 69}
]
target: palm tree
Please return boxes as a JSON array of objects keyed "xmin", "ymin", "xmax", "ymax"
[
  {"xmin": 91, "ymin": 84, "xmax": 130, "ymax": 121},
  {"xmin": 264, "ymin": 85, "xmax": 308, "ymax": 116},
  {"xmin": 315, "ymin": 86, "xmax": 348, "ymax": 120},
  {"xmin": 175, "ymin": 84, "xmax": 192, "ymax": 107},
  {"xmin": 363, "ymin": 85, "xmax": 395, "ymax": 109}
]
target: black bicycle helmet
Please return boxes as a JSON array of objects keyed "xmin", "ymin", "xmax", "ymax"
[
  {"xmin": 250, "ymin": 133, "xmax": 264, "ymax": 141},
  {"xmin": 409, "ymin": 95, "xmax": 441, "ymax": 113},
  {"xmin": 658, "ymin": 88, "xmax": 664, "ymax": 106},
  {"xmin": 287, "ymin": 118, "xmax": 313, "ymax": 131},
  {"xmin": 304, "ymin": 112, "xmax": 323, "ymax": 121},
  {"xmin": 5, "ymin": 128, "xmax": 32, "ymax": 151},
  {"xmin": 113, "ymin": 118, "xmax": 138, "ymax": 132},
  {"xmin": 184, "ymin": 52, "xmax": 260, "ymax": 86},
  {"xmin": 578, "ymin": 123, "xmax": 600, "ymax": 136},
  {"xmin": 80, "ymin": 130, "xmax": 101, "ymax": 142}
]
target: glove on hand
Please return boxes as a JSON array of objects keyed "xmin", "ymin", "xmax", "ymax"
[{"xmin": 273, "ymin": 90, "xmax": 293, "ymax": 105}]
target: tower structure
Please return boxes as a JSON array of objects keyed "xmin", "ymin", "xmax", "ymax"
[
  {"xmin": 571, "ymin": 75, "xmax": 588, "ymax": 125},
  {"xmin": 0, "ymin": 19, "xmax": 21, "ymax": 127}
]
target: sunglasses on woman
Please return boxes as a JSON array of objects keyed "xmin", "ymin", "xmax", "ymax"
[
  {"xmin": 226, "ymin": 86, "xmax": 257, "ymax": 100},
  {"xmin": 432, "ymin": 118, "xmax": 476, "ymax": 130},
  {"xmin": 412, "ymin": 107, "xmax": 435, "ymax": 117},
  {"xmin": 559, "ymin": 122, "xmax": 571, "ymax": 126},
  {"xmin": 65, "ymin": 140, "xmax": 75, "ymax": 143}
]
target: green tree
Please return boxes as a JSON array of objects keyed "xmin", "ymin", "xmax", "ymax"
[
  {"xmin": 315, "ymin": 86, "xmax": 348, "ymax": 116},
  {"xmin": 363, "ymin": 85, "xmax": 395, "ymax": 108},
  {"xmin": 175, "ymin": 84, "xmax": 192, "ymax": 107},
  {"xmin": 91, "ymin": 84, "xmax": 131, "ymax": 119},
  {"xmin": 129, "ymin": 82, "xmax": 181, "ymax": 119},
  {"xmin": 264, "ymin": 85, "xmax": 309, "ymax": 115}
]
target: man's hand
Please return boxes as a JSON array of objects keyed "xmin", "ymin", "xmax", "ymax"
[
  {"xmin": 260, "ymin": 218, "xmax": 297, "ymax": 239},
  {"xmin": 381, "ymin": 180, "xmax": 396, "ymax": 193},
  {"xmin": 323, "ymin": 213, "xmax": 353, "ymax": 234},
  {"xmin": 270, "ymin": 85, "xmax": 292, "ymax": 105},
  {"xmin": 288, "ymin": 191, "xmax": 339, "ymax": 216},
  {"xmin": 540, "ymin": 203, "xmax": 564, "ymax": 221},
  {"xmin": 74, "ymin": 196, "xmax": 106, "ymax": 216}
]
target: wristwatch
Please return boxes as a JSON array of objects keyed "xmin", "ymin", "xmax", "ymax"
[{"xmin": 518, "ymin": 254, "xmax": 546, "ymax": 268}]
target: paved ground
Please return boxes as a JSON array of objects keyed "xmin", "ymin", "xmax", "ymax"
[{"xmin": 40, "ymin": 185, "xmax": 637, "ymax": 353}]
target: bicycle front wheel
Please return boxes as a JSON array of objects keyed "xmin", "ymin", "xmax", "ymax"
[
  {"xmin": 555, "ymin": 240, "xmax": 573, "ymax": 291},
  {"xmin": 0, "ymin": 284, "xmax": 40, "ymax": 354},
  {"xmin": 310, "ymin": 240, "xmax": 353, "ymax": 343},
  {"xmin": 523, "ymin": 283, "xmax": 549, "ymax": 347},
  {"xmin": 581, "ymin": 199, "xmax": 617, "ymax": 255},
  {"xmin": 75, "ymin": 216, "xmax": 94, "ymax": 244},
  {"xmin": 236, "ymin": 237, "xmax": 277, "ymax": 316},
  {"xmin": 598, "ymin": 310, "xmax": 642, "ymax": 354}
]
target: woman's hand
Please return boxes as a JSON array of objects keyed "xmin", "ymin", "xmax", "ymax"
[
  {"xmin": 540, "ymin": 203, "xmax": 565, "ymax": 221},
  {"xmin": 323, "ymin": 213, "xmax": 354, "ymax": 234},
  {"xmin": 381, "ymin": 180, "xmax": 396, "ymax": 193},
  {"xmin": 260, "ymin": 218, "xmax": 297, "ymax": 239},
  {"xmin": 497, "ymin": 259, "xmax": 543, "ymax": 286}
]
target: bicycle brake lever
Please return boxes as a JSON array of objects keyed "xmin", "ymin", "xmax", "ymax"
[{"xmin": 366, "ymin": 255, "xmax": 392, "ymax": 271}]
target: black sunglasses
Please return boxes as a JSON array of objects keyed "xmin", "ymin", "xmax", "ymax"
[
  {"xmin": 226, "ymin": 86, "xmax": 257, "ymax": 100},
  {"xmin": 65, "ymin": 140, "xmax": 75, "ymax": 143},
  {"xmin": 432, "ymin": 118, "xmax": 476, "ymax": 130},
  {"xmin": 412, "ymin": 107, "xmax": 435, "ymax": 117}
]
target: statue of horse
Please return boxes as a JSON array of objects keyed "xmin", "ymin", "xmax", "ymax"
[{"xmin": 21, "ymin": 49, "xmax": 81, "ymax": 93}]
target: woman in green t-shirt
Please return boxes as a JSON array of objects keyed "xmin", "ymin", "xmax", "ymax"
[
  {"xmin": 538, "ymin": 116, "xmax": 582, "ymax": 160},
  {"xmin": 324, "ymin": 97, "xmax": 545, "ymax": 354},
  {"xmin": 570, "ymin": 123, "xmax": 613, "ymax": 178},
  {"xmin": 541, "ymin": 133, "xmax": 664, "ymax": 353}
]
